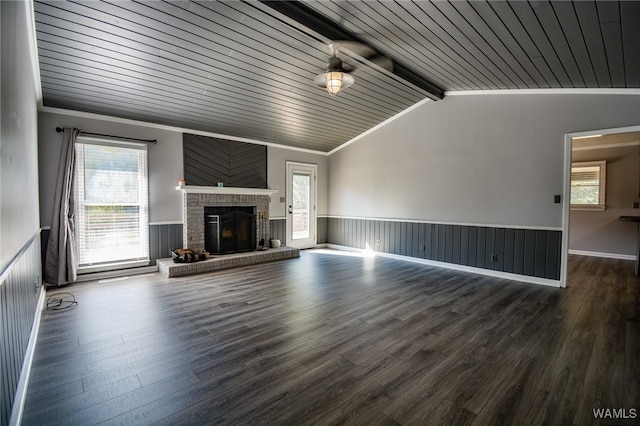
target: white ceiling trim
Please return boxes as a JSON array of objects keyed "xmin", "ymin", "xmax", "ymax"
[
  {"xmin": 26, "ymin": 0, "xmax": 43, "ymax": 109},
  {"xmin": 41, "ymin": 107, "xmax": 328, "ymax": 156},
  {"xmin": 569, "ymin": 125, "xmax": 640, "ymax": 139},
  {"xmin": 446, "ymin": 88, "xmax": 640, "ymax": 96},
  {"xmin": 572, "ymin": 141, "xmax": 640, "ymax": 151},
  {"xmin": 328, "ymin": 97, "xmax": 432, "ymax": 156}
]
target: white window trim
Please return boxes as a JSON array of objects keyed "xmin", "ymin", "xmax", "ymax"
[
  {"xmin": 570, "ymin": 160, "xmax": 606, "ymax": 211},
  {"xmin": 75, "ymin": 136, "xmax": 150, "ymax": 272}
]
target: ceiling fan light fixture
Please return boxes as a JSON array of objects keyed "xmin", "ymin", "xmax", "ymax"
[
  {"xmin": 314, "ymin": 54, "xmax": 354, "ymax": 96},
  {"xmin": 326, "ymin": 71, "xmax": 345, "ymax": 96}
]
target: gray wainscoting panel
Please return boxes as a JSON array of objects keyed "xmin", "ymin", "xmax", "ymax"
[
  {"xmin": 269, "ymin": 217, "xmax": 328, "ymax": 246},
  {"xmin": 42, "ymin": 225, "xmax": 183, "ymax": 267},
  {"xmin": 317, "ymin": 217, "xmax": 328, "ymax": 244},
  {"xmin": 270, "ymin": 219, "xmax": 286, "ymax": 245},
  {"xmin": 183, "ymin": 133, "xmax": 267, "ymax": 188},
  {"xmin": 1, "ymin": 233, "xmax": 43, "ymax": 426},
  {"xmin": 327, "ymin": 218, "xmax": 561, "ymax": 280},
  {"xmin": 149, "ymin": 224, "xmax": 183, "ymax": 262}
]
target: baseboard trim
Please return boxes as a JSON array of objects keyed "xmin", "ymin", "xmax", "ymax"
[
  {"xmin": 326, "ymin": 244, "xmax": 562, "ymax": 288},
  {"xmin": 9, "ymin": 285, "xmax": 46, "ymax": 426},
  {"xmin": 49, "ymin": 265, "xmax": 159, "ymax": 286},
  {"xmin": 568, "ymin": 249, "xmax": 636, "ymax": 261}
]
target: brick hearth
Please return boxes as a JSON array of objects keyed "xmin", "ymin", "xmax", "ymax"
[{"xmin": 157, "ymin": 246, "xmax": 300, "ymax": 278}]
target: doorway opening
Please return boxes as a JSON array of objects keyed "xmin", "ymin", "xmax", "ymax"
[{"xmin": 562, "ymin": 125, "xmax": 640, "ymax": 286}]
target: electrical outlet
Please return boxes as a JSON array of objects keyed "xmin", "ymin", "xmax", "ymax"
[
  {"xmin": 491, "ymin": 253, "xmax": 498, "ymax": 262},
  {"xmin": 376, "ymin": 239, "xmax": 381, "ymax": 246},
  {"xmin": 634, "ymin": 202, "xmax": 639, "ymax": 209},
  {"xmin": 554, "ymin": 195, "xmax": 561, "ymax": 204}
]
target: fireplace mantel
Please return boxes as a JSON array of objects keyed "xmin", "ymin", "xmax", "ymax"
[{"xmin": 176, "ymin": 184, "xmax": 278, "ymax": 196}]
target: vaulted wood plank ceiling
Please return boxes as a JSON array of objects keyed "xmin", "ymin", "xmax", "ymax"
[{"xmin": 34, "ymin": 1, "xmax": 640, "ymax": 152}]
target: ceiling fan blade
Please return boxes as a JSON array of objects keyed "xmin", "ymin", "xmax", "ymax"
[
  {"xmin": 346, "ymin": 54, "xmax": 394, "ymax": 77},
  {"xmin": 332, "ymin": 40, "xmax": 393, "ymax": 73},
  {"xmin": 368, "ymin": 55, "xmax": 393, "ymax": 72},
  {"xmin": 332, "ymin": 40, "xmax": 375, "ymax": 59}
]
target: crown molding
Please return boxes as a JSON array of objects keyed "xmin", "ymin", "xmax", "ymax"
[
  {"xmin": 446, "ymin": 88, "xmax": 640, "ymax": 96},
  {"xmin": 40, "ymin": 107, "xmax": 328, "ymax": 156}
]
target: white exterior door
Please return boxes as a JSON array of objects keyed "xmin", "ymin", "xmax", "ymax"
[{"xmin": 286, "ymin": 162, "xmax": 317, "ymax": 249}]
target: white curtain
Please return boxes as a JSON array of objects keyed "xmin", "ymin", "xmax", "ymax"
[{"xmin": 44, "ymin": 128, "xmax": 80, "ymax": 285}]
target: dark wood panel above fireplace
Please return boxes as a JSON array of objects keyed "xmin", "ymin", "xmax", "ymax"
[{"xmin": 183, "ymin": 133, "xmax": 267, "ymax": 188}]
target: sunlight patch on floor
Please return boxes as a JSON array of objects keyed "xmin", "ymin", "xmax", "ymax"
[{"xmin": 308, "ymin": 247, "xmax": 376, "ymax": 258}]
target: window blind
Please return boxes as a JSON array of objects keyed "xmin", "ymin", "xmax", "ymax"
[
  {"xmin": 76, "ymin": 138, "xmax": 149, "ymax": 268},
  {"xmin": 570, "ymin": 161, "xmax": 606, "ymax": 209}
]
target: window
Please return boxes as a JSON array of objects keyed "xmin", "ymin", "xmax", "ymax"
[
  {"xmin": 76, "ymin": 138, "xmax": 149, "ymax": 271},
  {"xmin": 570, "ymin": 160, "xmax": 606, "ymax": 210}
]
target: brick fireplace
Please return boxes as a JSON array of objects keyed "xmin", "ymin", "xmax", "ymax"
[{"xmin": 178, "ymin": 185, "xmax": 278, "ymax": 253}]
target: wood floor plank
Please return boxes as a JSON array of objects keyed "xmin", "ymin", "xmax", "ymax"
[
  {"xmin": 22, "ymin": 375, "xmax": 142, "ymax": 424},
  {"xmin": 624, "ymin": 319, "xmax": 640, "ymax": 411},
  {"xmin": 21, "ymin": 251, "xmax": 640, "ymax": 425}
]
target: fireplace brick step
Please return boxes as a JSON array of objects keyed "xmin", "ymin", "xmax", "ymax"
[{"xmin": 157, "ymin": 246, "xmax": 300, "ymax": 278}]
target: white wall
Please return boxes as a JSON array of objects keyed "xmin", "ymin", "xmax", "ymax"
[
  {"xmin": 38, "ymin": 111, "xmax": 184, "ymax": 225},
  {"xmin": 328, "ymin": 93, "xmax": 640, "ymax": 229},
  {"xmin": 1, "ymin": 0, "xmax": 41, "ymax": 268},
  {"xmin": 267, "ymin": 146, "xmax": 328, "ymax": 218},
  {"xmin": 38, "ymin": 111, "xmax": 329, "ymax": 227}
]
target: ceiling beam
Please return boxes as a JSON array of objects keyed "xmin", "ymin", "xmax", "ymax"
[{"xmin": 256, "ymin": 0, "xmax": 445, "ymax": 101}]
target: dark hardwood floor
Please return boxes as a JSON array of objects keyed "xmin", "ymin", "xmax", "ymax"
[{"xmin": 22, "ymin": 251, "xmax": 639, "ymax": 425}]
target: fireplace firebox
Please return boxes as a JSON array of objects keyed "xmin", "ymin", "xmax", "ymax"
[{"xmin": 204, "ymin": 206, "xmax": 256, "ymax": 254}]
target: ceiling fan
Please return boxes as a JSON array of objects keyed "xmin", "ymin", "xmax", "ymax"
[{"xmin": 313, "ymin": 41, "xmax": 393, "ymax": 97}]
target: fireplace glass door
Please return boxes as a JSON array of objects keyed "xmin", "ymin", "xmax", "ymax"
[
  {"xmin": 205, "ymin": 207, "xmax": 256, "ymax": 254},
  {"xmin": 220, "ymin": 211, "xmax": 255, "ymax": 253}
]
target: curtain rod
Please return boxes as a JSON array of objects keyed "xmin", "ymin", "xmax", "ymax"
[{"xmin": 55, "ymin": 127, "xmax": 157, "ymax": 144}]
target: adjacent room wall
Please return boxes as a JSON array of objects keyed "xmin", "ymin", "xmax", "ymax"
[
  {"xmin": 328, "ymin": 93, "xmax": 640, "ymax": 281},
  {"xmin": 1, "ymin": 1, "xmax": 44, "ymax": 424},
  {"xmin": 570, "ymin": 144, "xmax": 639, "ymax": 257}
]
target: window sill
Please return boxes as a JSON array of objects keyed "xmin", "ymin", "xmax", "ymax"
[
  {"xmin": 570, "ymin": 206, "xmax": 606, "ymax": 212},
  {"xmin": 78, "ymin": 259, "xmax": 150, "ymax": 274}
]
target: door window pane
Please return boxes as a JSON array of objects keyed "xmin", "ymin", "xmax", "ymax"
[{"xmin": 292, "ymin": 172, "xmax": 310, "ymax": 239}]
